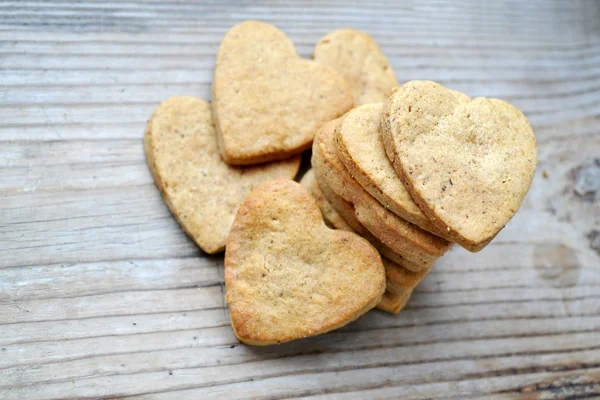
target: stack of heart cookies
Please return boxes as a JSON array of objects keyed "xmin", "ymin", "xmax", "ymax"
[
  {"xmin": 307, "ymin": 77, "xmax": 537, "ymax": 316},
  {"xmin": 144, "ymin": 20, "xmax": 537, "ymax": 346}
]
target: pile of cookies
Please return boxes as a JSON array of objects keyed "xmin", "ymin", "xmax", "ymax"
[{"xmin": 144, "ymin": 21, "xmax": 537, "ymax": 346}]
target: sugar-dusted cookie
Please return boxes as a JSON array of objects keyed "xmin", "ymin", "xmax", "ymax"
[
  {"xmin": 144, "ymin": 97, "xmax": 300, "ymax": 254},
  {"xmin": 313, "ymin": 29, "xmax": 397, "ymax": 105},
  {"xmin": 335, "ymin": 103, "xmax": 450, "ymax": 239},
  {"xmin": 381, "ymin": 81, "xmax": 537, "ymax": 252},
  {"xmin": 213, "ymin": 21, "xmax": 353, "ymax": 165},
  {"xmin": 225, "ymin": 179, "xmax": 385, "ymax": 345},
  {"xmin": 312, "ymin": 118, "xmax": 451, "ymax": 270}
]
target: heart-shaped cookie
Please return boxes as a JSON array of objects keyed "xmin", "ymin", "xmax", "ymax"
[
  {"xmin": 302, "ymin": 169, "xmax": 431, "ymax": 302},
  {"xmin": 212, "ymin": 20, "xmax": 353, "ymax": 165},
  {"xmin": 225, "ymin": 179, "xmax": 385, "ymax": 345},
  {"xmin": 336, "ymin": 103, "xmax": 450, "ymax": 239},
  {"xmin": 313, "ymin": 29, "xmax": 398, "ymax": 105},
  {"xmin": 312, "ymin": 118, "xmax": 451, "ymax": 270},
  {"xmin": 300, "ymin": 169, "xmax": 353, "ymax": 232},
  {"xmin": 381, "ymin": 81, "xmax": 537, "ymax": 252},
  {"xmin": 306, "ymin": 166, "xmax": 424, "ymax": 268},
  {"xmin": 144, "ymin": 97, "xmax": 300, "ymax": 254},
  {"xmin": 314, "ymin": 172, "xmax": 424, "ymax": 271}
]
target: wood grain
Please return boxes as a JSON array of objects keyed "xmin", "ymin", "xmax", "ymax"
[{"xmin": 0, "ymin": 1, "xmax": 599, "ymax": 399}]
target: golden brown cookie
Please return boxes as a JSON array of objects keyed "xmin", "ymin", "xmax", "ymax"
[
  {"xmin": 315, "ymin": 174, "xmax": 429, "ymax": 272},
  {"xmin": 225, "ymin": 179, "xmax": 385, "ymax": 345},
  {"xmin": 313, "ymin": 29, "xmax": 397, "ymax": 105},
  {"xmin": 300, "ymin": 171, "xmax": 426, "ymax": 312},
  {"xmin": 212, "ymin": 21, "xmax": 353, "ymax": 165},
  {"xmin": 376, "ymin": 289, "xmax": 413, "ymax": 314},
  {"xmin": 312, "ymin": 118, "xmax": 451, "ymax": 270},
  {"xmin": 336, "ymin": 103, "xmax": 450, "ymax": 239},
  {"xmin": 383, "ymin": 258, "xmax": 430, "ymax": 295},
  {"xmin": 304, "ymin": 169, "xmax": 433, "ymax": 295},
  {"xmin": 302, "ymin": 170, "xmax": 428, "ymax": 311},
  {"xmin": 300, "ymin": 169, "xmax": 353, "ymax": 232},
  {"xmin": 381, "ymin": 81, "xmax": 537, "ymax": 252},
  {"xmin": 144, "ymin": 97, "xmax": 300, "ymax": 254}
]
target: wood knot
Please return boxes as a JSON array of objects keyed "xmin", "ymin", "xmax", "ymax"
[
  {"xmin": 533, "ymin": 243, "xmax": 581, "ymax": 287},
  {"xmin": 587, "ymin": 230, "xmax": 600, "ymax": 256},
  {"xmin": 572, "ymin": 159, "xmax": 600, "ymax": 202}
]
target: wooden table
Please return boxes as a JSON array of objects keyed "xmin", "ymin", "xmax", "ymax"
[{"xmin": 1, "ymin": 1, "xmax": 599, "ymax": 399}]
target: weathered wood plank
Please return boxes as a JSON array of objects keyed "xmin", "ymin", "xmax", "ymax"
[
  {"xmin": 2, "ymin": 350, "xmax": 599, "ymax": 399},
  {"xmin": 2, "ymin": 297, "xmax": 599, "ymax": 369},
  {"xmin": 0, "ymin": 1, "xmax": 599, "ymax": 398},
  {"xmin": 127, "ymin": 367, "xmax": 600, "ymax": 400},
  {"xmin": 4, "ymin": 39, "xmax": 600, "ymax": 61},
  {"xmin": 0, "ymin": 11, "xmax": 585, "ymax": 38},
  {"xmin": 2, "ymin": 331, "xmax": 599, "ymax": 391},
  {"xmin": 0, "ymin": 257, "xmax": 222, "ymax": 302},
  {"xmin": 0, "ymin": 308, "xmax": 230, "ymax": 348},
  {"xmin": 0, "ymin": 185, "xmax": 201, "ymax": 267},
  {"xmin": 0, "ymin": 286, "xmax": 225, "ymax": 325}
]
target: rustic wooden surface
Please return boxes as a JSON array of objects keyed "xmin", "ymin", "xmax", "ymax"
[{"xmin": 1, "ymin": 1, "xmax": 600, "ymax": 399}]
